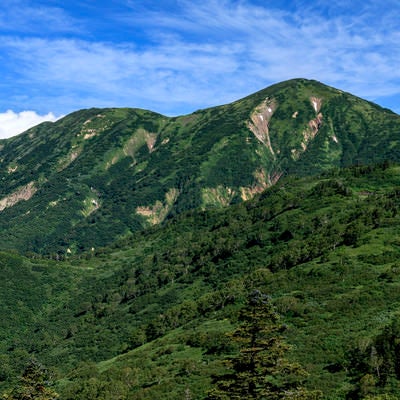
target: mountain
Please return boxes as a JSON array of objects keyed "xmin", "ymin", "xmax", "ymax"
[
  {"xmin": 2, "ymin": 163, "xmax": 400, "ymax": 399},
  {"xmin": 2, "ymin": 79, "xmax": 400, "ymax": 398},
  {"xmin": 0, "ymin": 78, "xmax": 399, "ymax": 254}
]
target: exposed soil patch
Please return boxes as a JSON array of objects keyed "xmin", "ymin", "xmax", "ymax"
[
  {"xmin": 247, "ymin": 97, "xmax": 277, "ymax": 156},
  {"xmin": 0, "ymin": 181, "xmax": 37, "ymax": 211}
]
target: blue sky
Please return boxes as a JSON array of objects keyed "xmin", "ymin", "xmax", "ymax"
[{"xmin": 0, "ymin": 0, "xmax": 399, "ymax": 138}]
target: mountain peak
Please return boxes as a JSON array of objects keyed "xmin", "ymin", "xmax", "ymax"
[{"xmin": 0, "ymin": 80, "xmax": 399, "ymax": 254}]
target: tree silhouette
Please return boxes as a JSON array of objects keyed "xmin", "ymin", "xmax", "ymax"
[{"xmin": 207, "ymin": 290, "xmax": 321, "ymax": 399}]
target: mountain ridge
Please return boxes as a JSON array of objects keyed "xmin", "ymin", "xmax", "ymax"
[
  {"xmin": 2, "ymin": 79, "xmax": 400, "ymax": 398},
  {"xmin": 0, "ymin": 78, "xmax": 399, "ymax": 254}
]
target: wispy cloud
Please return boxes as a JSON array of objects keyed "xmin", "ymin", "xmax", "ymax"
[
  {"xmin": 0, "ymin": 0, "xmax": 399, "ymax": 138},
  {"xmin": 0, "ymin": 110, "xmax": 60, "ymax": 139},
  {"xmin": 0, "ymin": 0, "xmax": 81, "ymax": 34}
]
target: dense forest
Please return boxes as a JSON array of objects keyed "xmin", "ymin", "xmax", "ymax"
[
  {"xmin": 1, "ymin": 79, "xmax": 400, "ymax": 398},
  {"xmin": 2, "ymin": 162, "xmax": 400, "ymax": 398}
]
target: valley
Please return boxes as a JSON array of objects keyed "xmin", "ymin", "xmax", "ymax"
[{"xmin": 1, "ymin": 79, "xmax": 400, "ymax": 399}]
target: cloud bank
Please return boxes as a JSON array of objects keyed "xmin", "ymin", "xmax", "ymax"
[{"xmin": 0, "ymin": 110, "xmax": 59, "ymax": 139}]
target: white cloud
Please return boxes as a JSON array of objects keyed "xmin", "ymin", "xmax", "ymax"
[
  {"xmin": 0, "ymin": 0, "xmax": 82, "ymax": 34},
  {"xmin": 1, "ymin": 0, "xmax": 399, "ymax": 115},
  {"xmin": 0, "ymin": 110, "xmax": 60, "ymax": 139}
]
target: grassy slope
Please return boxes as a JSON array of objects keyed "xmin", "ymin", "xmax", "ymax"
[
  {"xmin": 0, "ymin": 79, "xmax": 399, "ymax": 256},
  {"xmin": 2, "ymin": 163, "xmax": 400, "ymax": 398}
]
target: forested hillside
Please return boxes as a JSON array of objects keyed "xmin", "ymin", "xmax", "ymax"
[
  {"xmin": 2, "ymin": 163, "xmax": 400, "ymax": 399},
  {"xmin": 0, "ymin": 79, "xmax": 399, "ymax": 255}
]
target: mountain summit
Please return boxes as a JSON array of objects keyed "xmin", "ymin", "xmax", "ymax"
[{"xmin": 0, "ymin": 78, "xmax": 399, "ymax": 254}]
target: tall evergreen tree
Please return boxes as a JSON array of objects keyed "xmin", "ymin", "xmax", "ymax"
[
  {"xmin": 207, "ymin": 290, "xmax": 321, "ymax": 399},
  {"xmin": 2, "ymin": 359, "xmax": 58, "ymax": 400}
]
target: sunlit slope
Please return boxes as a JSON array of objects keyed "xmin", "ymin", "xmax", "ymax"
[{"xmin": 0, "ymin": 78, "xmax": 399, "ymax": 254}]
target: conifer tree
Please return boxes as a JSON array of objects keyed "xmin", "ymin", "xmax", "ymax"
[
  {"xmin": 207, "ymin": 290, "xmax": 321, "ymax": 399},
  {"xmin": 2, "ymin": 359, "xmax": 58, "ymax": 400}
]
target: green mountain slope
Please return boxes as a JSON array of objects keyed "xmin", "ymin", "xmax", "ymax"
[
  {"xmin": 0, "ymin": 79, "xmax": 399, "ymax": 254},
  {"xmin": 2, "ymin": 163, "xmax": 400, "ymax": 399}
]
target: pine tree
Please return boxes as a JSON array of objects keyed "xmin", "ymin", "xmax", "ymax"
[
  {"xmin": 207, "ymin": 290, "xmax": 321, "ymax": 399},
  {"xmin": 2, "ymin": 359, "xmax": 59, "ymax": 400}
]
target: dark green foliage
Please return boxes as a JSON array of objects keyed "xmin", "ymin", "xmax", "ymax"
[
  {"xmin": 1, "ymin": 79, "xmax": 400, "ymax": 398},
  {"xmin": 347, "ymin": 316, "xmax": 400, "ymax": 398},
  {"xmin": 207, "ymin": 290, "xmax": 321, "ymax": 399},
  {"xmin": 0, "ymin": 79, "xmax": 399, "ymax": 254},
  {"xmin": 1, "ymin": 164, "xmax": 400, "ymax": 398},
  {"xmin": 2, "ymin": 359, "xmax": 58, "ymax": 399}
]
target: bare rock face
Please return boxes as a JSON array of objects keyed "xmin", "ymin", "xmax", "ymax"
[
  {"xmin": 293, "ymin": 97, "xmax": 324, "ymax": 158},
  {"xmin": 249, "ymin": 95, "xmax": 324, "ymax": 164},
  {"xmin": 0, "ymin": 181, "xmax": 37, "ymax": 211},
  {"xmin": 247, "ymin": 97, "xmax": 277, "ymax": 157},
  {"xmin": 310, "ymin": 96, "xmax": 322, "ymax": 113},
  {"xmin": 305, "ymin": 111, "xmax": 323, "ymax": 146}
]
